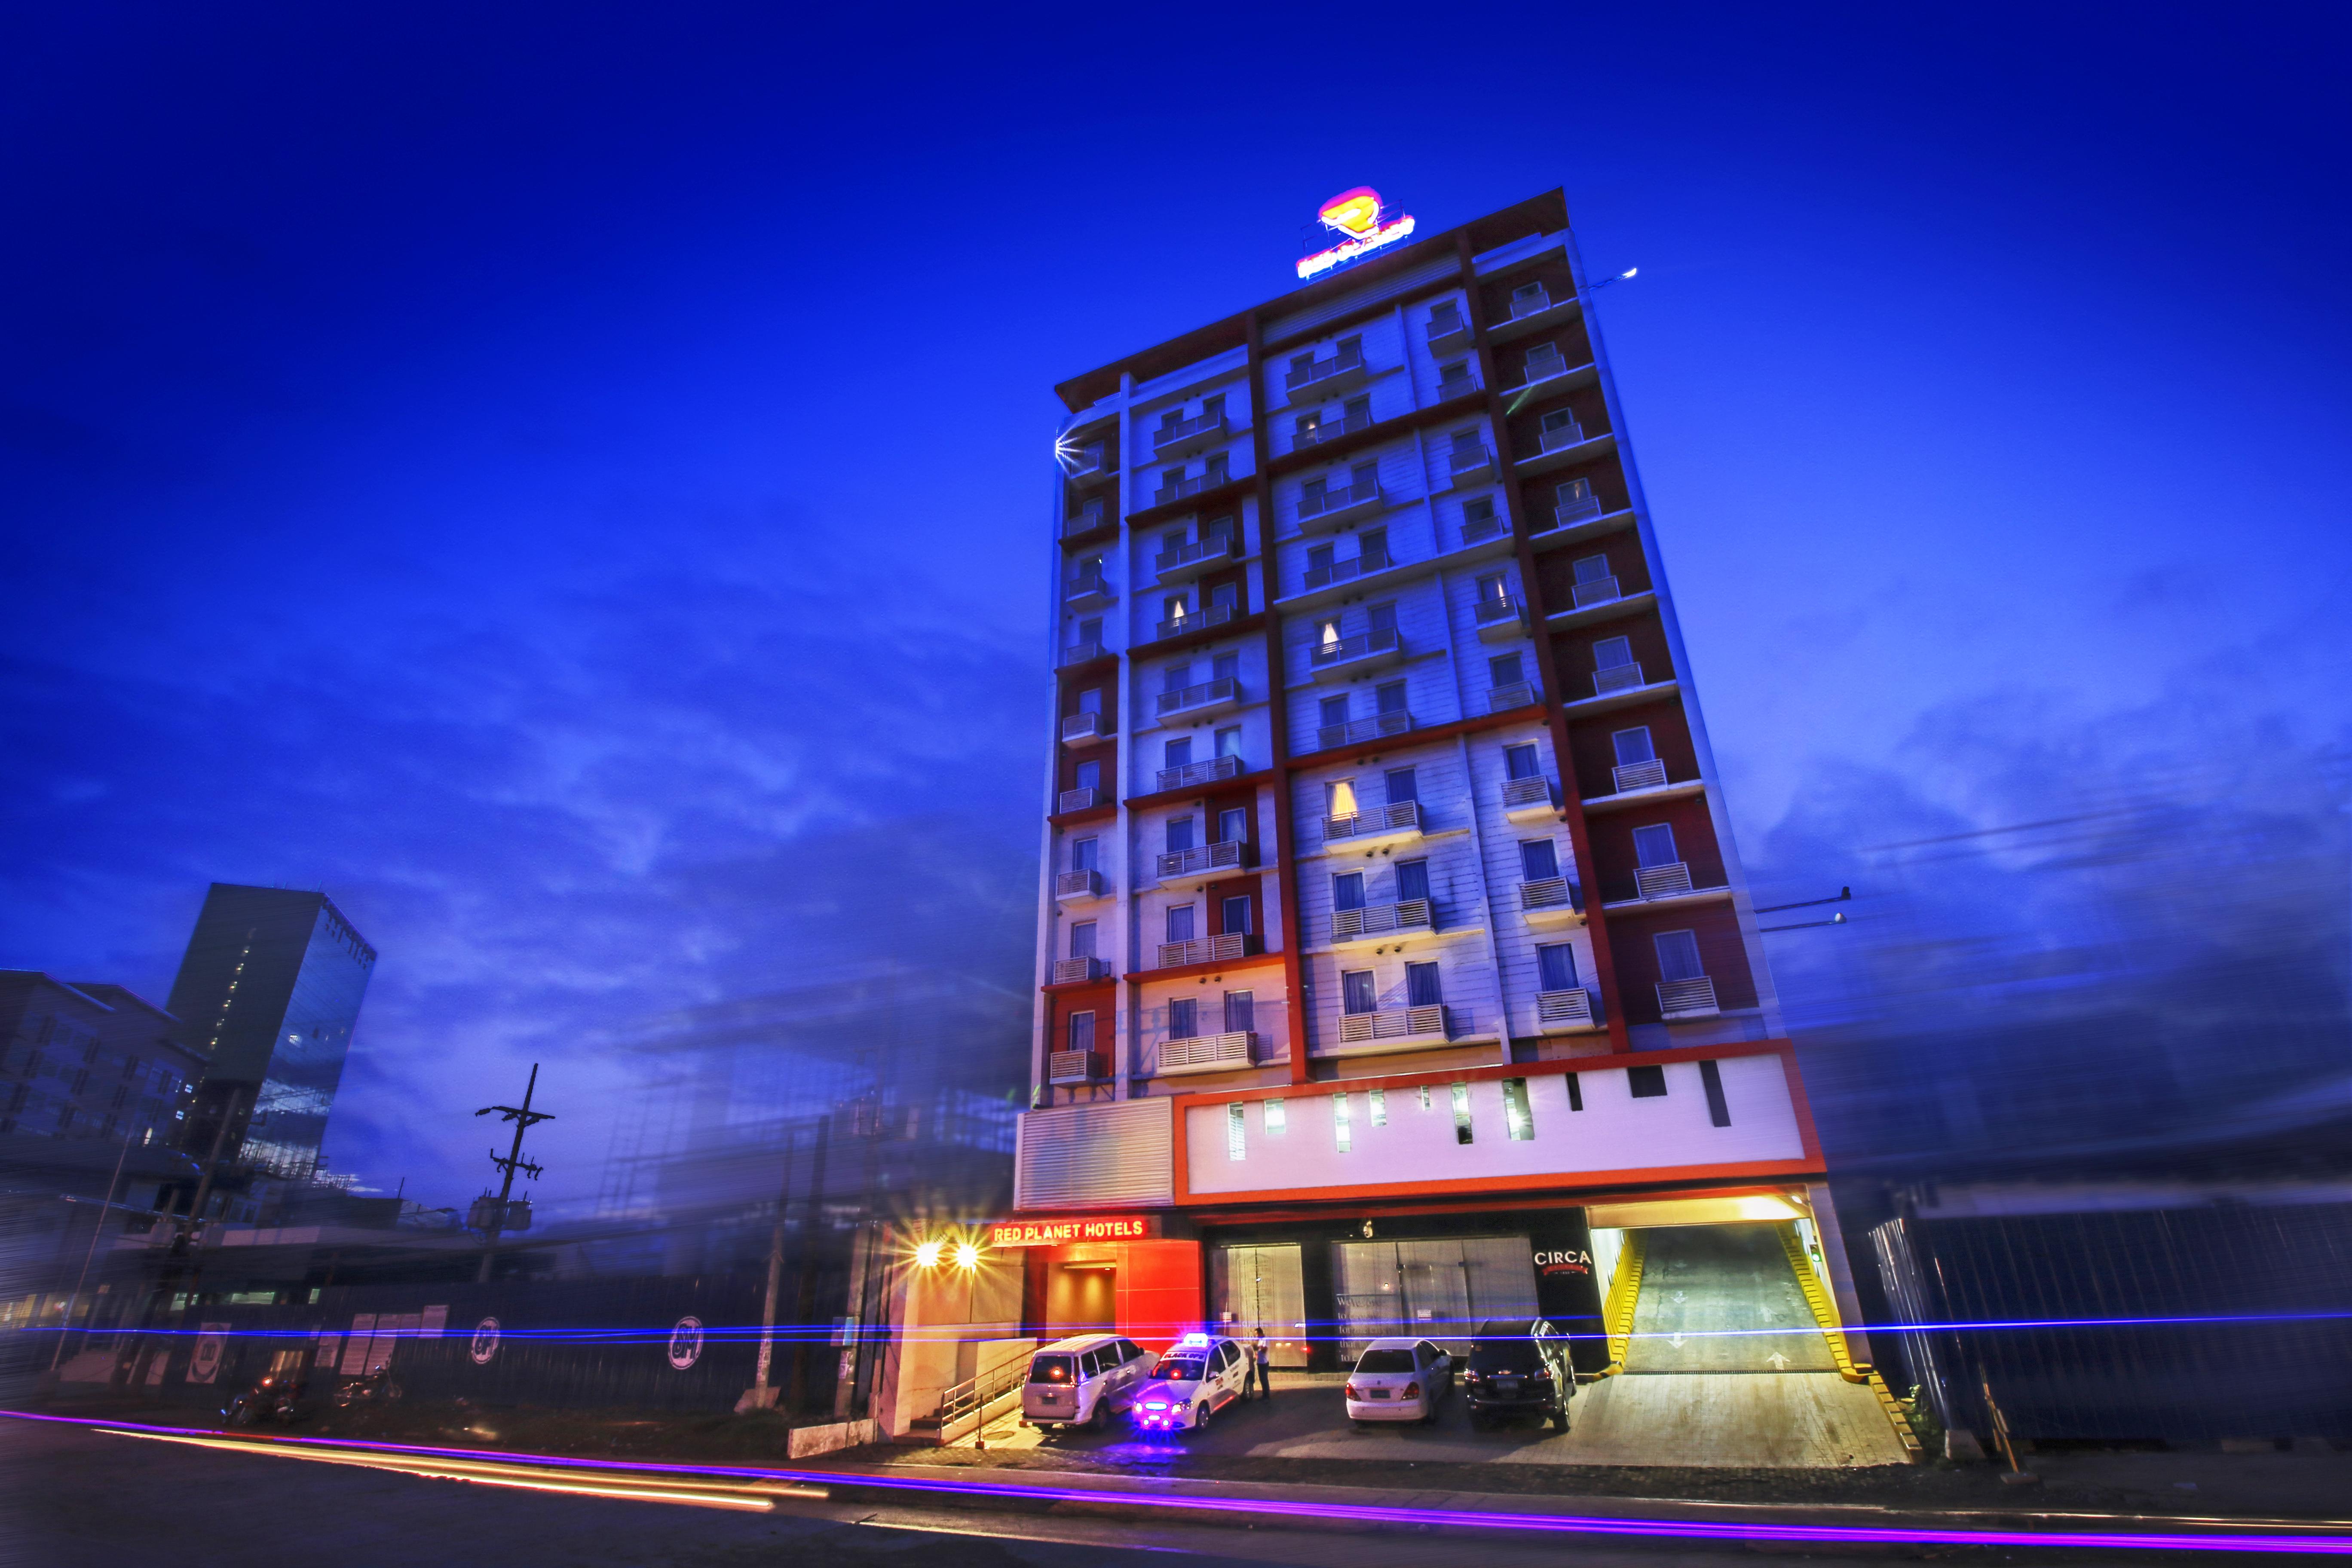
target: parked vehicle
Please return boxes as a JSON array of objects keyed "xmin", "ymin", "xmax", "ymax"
[
  {"xmin": 334, "ymin": 1363, "xmax": 404, "ymax": 1408},
  {"xmin": 1130, "ymin": 1332, "xmax": 1251, "ymax": 1433},
  {"xmin": 1464, "ymin": 1318, "xmax": 1573, "ymax": 1431},
  {"xmin": 1019, "ymin": 1333, "xmax": 1154, "ymax": 1432},
  {"xmin": 1344, "ymin": 1337, "xmax": 1455, "ymax": 1426},
  {"xmin": 223, "ymin": 1370, "xmax": 309, "ymax": 1428}
]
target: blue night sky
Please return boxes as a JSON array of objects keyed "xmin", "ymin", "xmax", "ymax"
[{"xmin": 5, "ymin": 4, "xmax": 2347, "ymax": 1209}]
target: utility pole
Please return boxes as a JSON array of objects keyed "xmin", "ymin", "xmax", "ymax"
[
  {"xmin": 739, "ymin": 1124, "xmax": 798, "ymax": 1412},
  {"xmin": 474, "ymin": 1064, "xmax": 554, "ymax": 1285},
  {"xmin": 49, "ymin": 1127, "xmax": 136, "ymax": 1371}
]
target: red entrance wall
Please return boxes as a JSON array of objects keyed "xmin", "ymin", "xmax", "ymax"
[{"xmin": 1115, "ymin": 1240, "xmax": 1204, "ymax": 1353}]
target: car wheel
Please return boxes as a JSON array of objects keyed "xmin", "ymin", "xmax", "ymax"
[
  {"xmin": 1087, "ymin": 1398, "xmax": 1107, "ymax": 1432},
  {"xmin": 1195, "ymin": 1401, "xmax": 1212, "ymax": 1433}
]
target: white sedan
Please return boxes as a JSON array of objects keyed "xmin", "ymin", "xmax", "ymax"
[
  {"xmin": 1344, "ymin": 1337, "xmax": 1454, "ymax": 1425},
  {"xmin": 1129, "ymin": 1333, "xmax": 1251, "ymax": 1434}
]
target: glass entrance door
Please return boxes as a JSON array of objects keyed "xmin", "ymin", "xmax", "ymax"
[
  {"xmin": 1331, "ymin": 1237, "xmax": 1544, "ymax": 1360},
  {"xmin": 1212, "ymin": 1244, "xmax": 1309, "ymax": 1368}
]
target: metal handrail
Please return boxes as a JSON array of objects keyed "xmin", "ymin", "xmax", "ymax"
[
  {"xmin": 1157, "ymin": 754, "xmax": 1243, "ymax": 792},
  {"xmin": 1061, "ymin": 711, "xmax": 1109, "ymax": 741},
  {"xmin": 1286, "ymin": 347, "xmax": 1366, "ymax": 395},
  {"xmin": 1063, "ymin": 503, "xmax": 1108, "ymax": 536},
  {"xmin": 1521, "ymin": 877, "xmax": 1579, "ymax": 912},
  {"xmin": 1155, "ymin": 535, "xmax": 1238, "ymax": 576},
  {"xmin": 1475, "ymin": 594, "xmax": 1522, "ymax": 625},
  {"xmin": 1059, "ymin": 640, "xmax": 1108, "ymax": 668},
  {"xmin": 1435, "ymin": 376, "xmax": 1479, "ymax": 403},
  {"xmin": 1611, "ymin": 758, "xmax": 1667, "ymax": 793},
  {"xmin": 1297, "ymin": 479, "xmax": 1381, "ymax": 523},
  {"xmin": 1153, "ymin": 469, "xmax": 1228, "ymax": 506},
  {"xmin": 1635, "ymin": 862, "xmax": 1695, "ymax": 898},
  {"xmin": 1519, "ymin": 346, "xmax": 1569, "ymax": 385},
  {"xmin": 1314, "ymin": 711, "xmax": 1411, "ymax": 750},
  {"xmin": 1549, "ymin": 493, "xmax": 1604, "ymax": 529},
  {"xmin": 1657, "ymin": 977, "xmax": 1719, "ymax": 1018},
  {"xmin": 1158, "ymin": 931, "xmax": 1249, "ymax": 968},
  {"xmin": 1571, "ymin": 574, "xmax": 1621, "ymax": 609},
  {"xmin": 1592, "ymin": 661, "xmax": 1645, "ymax": 695},
  {"xmin": 1535, "ymin": 418, "xmax": 1588, "ymax": 454},
  {"xmin": 1508, "ymin": 287, "xmax": 1553, "ymax": 321},
  {"xmin": 1065, "ymin": 572, "xmax": 1113, "ymax": 600},
  {"xmin": 1332, "ymin": 899, "xmax": 1432, "ymax": 941},
  {"xmin": 1338, "ymin": 1004, "xmax": 1447, "ymax": 1042},
  {"xmin": 1537, "ymin": 988, "xmax": 1596, "ymax": 1025},
  {"xmin": 1054, "ymin": 870, "xmax": 1103, "ymax": 900},
  {"xmin": 1051, "ymin": 955, "xmax": 1106, "ymax": 983},
  {"xmin": 1150, "ymin": 601, "xmax": 1237, "ymax": 643},
  {"xmin": 1157, "ymin": 840, "xmax": 1247, "ymax": 880},
  {"xmin": 1295, "ymin": 410, "xmax": 1372, "ymax": 449},
  {"xmin": 1324, "ymin": 801, "xmax": 1421, "ymax": 845},
  {"xmin": 1449, "ymin": 443, "xmax": 1495, "ymax": 475},
  {"xmin": 1302, "ymin": 549, "xmax": 1390, "ymax": 591},
  {"xmin": 930, "ymin": 1353, "xmax": 1034, "ymax": 1431},
  {"xmin": 1153, "ymin": 412, "xmax": 1225, "ymax": 450},
  {"xmin": 1057, "ymin": 785, "xmax": 1103, "ymax": 814},
  {"xmin": 1157, "ymin": 676, "xmax": 1240, "ymax": 715},
  {"xmin": 1488, "ymin": 681, "xmax": 1538, "ymax": 712},
  {"xmin": 1462, "ymin": 511, "xmax": 1508, "ymax": 544},
  {"xmin": 1501, "ymin": 776, "xmax": 1553, "ymax": 809},
  {"xmin": 1309, "ymin": 627, "xmax": 1400, "ymax": 668},
  {"xmin": 1047, "ymin": 1050, "xmax": 1097, "ymax": 1084},
  {"xmin": 1161, "ymin": 1031, "xmax": 1255, "ymax": 1072}
]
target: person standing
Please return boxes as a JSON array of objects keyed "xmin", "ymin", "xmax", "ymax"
[{"xmin": 1251, "ymin": 1334, "xmax": 1272, "ymax": 1400}]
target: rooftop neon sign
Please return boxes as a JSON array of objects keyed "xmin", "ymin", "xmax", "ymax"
[{"xmin": 1296, "ymin": 186, "xmax": 1416, "ymax": 280}]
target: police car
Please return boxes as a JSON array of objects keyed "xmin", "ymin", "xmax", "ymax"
[{"xmin": 1128, "ymin": 1332, "xmax": 1250, "ymax": 1433}]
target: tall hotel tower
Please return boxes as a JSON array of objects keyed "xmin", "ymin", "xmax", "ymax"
[{"xmin": 1006, "ymin": 190, "xmax": 1865, "ymax": 1381}]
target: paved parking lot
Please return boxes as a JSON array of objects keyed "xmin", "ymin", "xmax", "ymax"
[{"xmin": 969, "ymin": 1369, "xmax": 1910, "ymax": 1469}]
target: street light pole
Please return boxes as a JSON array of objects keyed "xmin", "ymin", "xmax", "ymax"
[
  {"xmin": 49, "ymin": 1128, "xmax": 136, "ymax": 1371},
  {"xmin": 474, "ymin": 1064, "xmax": 553, "ymax": 1285}
]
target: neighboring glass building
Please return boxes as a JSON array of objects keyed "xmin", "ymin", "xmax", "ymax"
[{"xmin": 166, "ymin": 884, "xmax": 376, "ymax": 1180}]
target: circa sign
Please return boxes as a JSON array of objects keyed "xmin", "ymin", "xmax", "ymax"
[
  {"xmin": 1297, "ymin": 186, "xmax": 1417, "ymax": 280},
  {"xmin": 988, "ymin": 1215, "xmax": 1154, "ymax": 1248}
]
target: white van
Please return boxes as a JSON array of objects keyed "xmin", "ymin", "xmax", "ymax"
[{"xmin": 1020, "ymin": 1332, "xmax": 1156, "ymax": 1431}]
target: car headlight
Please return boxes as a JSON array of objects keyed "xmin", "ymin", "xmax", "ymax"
[{"xmin": 1145, "ymin": 1401, "xmax": 1167, "ymax": 1410}]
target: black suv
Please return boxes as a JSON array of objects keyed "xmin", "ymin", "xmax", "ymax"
[{"xmin": 1464, "ymin": 1318, "xmax": 1573, "ymax": 1431}]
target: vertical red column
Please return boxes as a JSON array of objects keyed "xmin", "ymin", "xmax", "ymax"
[{"xmin": 1114, "ymin": 1239, "xmax": 1204, "ymax": 1354}]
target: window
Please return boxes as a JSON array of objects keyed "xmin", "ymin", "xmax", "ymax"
[
  {"xmin": 1476, "ymin": 571, "xmax": 1508, "ymax": 605},
  {"xmin": 1169, "ymin": 997, "xmax": 1199, "ymax": 1040},
  {"xmin": 1343, "ymin": 393, "xmax": 1370, "ymax": 424},
  {"xmin": 1566, "ymin": 1072, "xmax": 1584, "ymax": 1111},
  {"xmin": 1164, "ymin": 736, "xmax": 1192, "ymax": 768},
  {"xmin": 1439, "ymin": 357, "xmax": 1470, "ymax": 384},
  {"xmin": 1632, "ymin": 824, "xmax": 1678, "ymax": 868},
  {"xmin": 1210, "ymin": 580, "xmax": 1240, "ymax": 610},
  {"xmin": 1369, "ymin": 1087, "xmax": 1387, "ymax": 1126},
  {"xmin": 1212, "ymin": 650, "xmax": 1240, "ymax": 682},
  {"xmin": 1078, "ymin": 616, "xmax": 1103, "ymax": 646},
  {"xmin": 1167, "ymin": 815, "xmax": 1197, "ymax": 853},
  {"xmin": 1430, "ymin": 301, "xmax": 1461, "ymax": 329},
  {"xmin": 1406, "ymin": 961, "xmax": 1442, "ymax": 1006},
  {"xmin": 1317, "ymin": 614, "xmax": 1343, "ymax": 647},
  {"xmin": 1302, "ymin": 474, "xmax": 1328, "ymax": 506},
  {"xmin": 1594, "ymin": 635, "xmax": 1635, "ymax": 671},
  {"xmin": 1338, "ymin": 333, "xmax": 1363, "ymax": 359},
  {"xmin": 1072, "ymin": 836, "xmax": 1098, "ymax": 871},
  {"xmin": 1333, "ymin": 1093, "xmax": 1352, "ymax": 1153},
  {"xmin": 1359, "ymin": 526, "xmax": 1389, "ymax": 568},
  {"xmin": 1396, "ymin": 859, "xmax": 1430, "ymax": 903},
  {"xmin": 1075, "ymin": 758, "xmax": 1101, "ymax": 791},
  {"xmin": 1450, "ymin": 1082, "xmax": 1474, "ymax": 1144},
  {"xmin": 1204, "ymin": 453, "xmax": 1229, "ymax": 483},
  {"xmin": 1068, "ymin": 1011, "xmax": 1095, "ymax": 1054},
  {"xmin": 1384, "ymin": 766, "xmax": 1417, "ymax": 805},
  {"xmin": 1463, "ymin": 494, "xmax": 1495, "ymax": 527},
  {"xmin": 1265, "ymin": 1098, "xmax": 1287, "ymax": 1134},
  {"xmin": 1167, "ymin": 904, "xmax": 1197, "ymax": 943},
  {"xmin": 1078, "ymin": 685, "xmax": 1102, "ymax": 714},
  {"xmin": 1332, "ymin": 870, "xmax": 1366, "ymax": 911},
  {"xmin": 1203, "ymin": 392, "xmax": 1225, "ymax": 420},
  {"xmin": 1161, "ymin": 528, "xmax": 1185, "ymax": 554},
  {"xmin": 1227, "ymin": 1102, "xmax": 1247, "ymax": 1161},
  {"xmin": 1655, "ymin": 929, "xmax": 1706, "ymax": 983},
  {"xmin": 1320, "ymin": 695, "xmax": 1350, "ymax": 727},
  {"xmin": 1164, "ymin": 594, "xmax": 1192, "ymax": 628},
  {"xmin": 1375, "ymin": 680, "xmax": 1408, "ymax": 714},
  {"xmin": 1419, "ymin": 1085, "xmax": 1432, "ymax": 1111},
  {"xmin": 1220, "ymin": 894, "xmax": 1253, "ymax": 935},
  {"xmin": 1326, "ymin": 778, "xmax": 1359, "ymax": 818},
  {"xmin": 1296, "ymin": 412, "xmax": 1322, "ymax": 438},
  {"xmin": 1512, "ymin": 282, "xmax": 1544, "ymax": 306},
  {"xmin": 1519, "ymin": 840, "xmax": 1560, "ymax": 881},
  {"xmin": 1217, "ymin": 807, "xmax": 1248, "ymax": 844},
  {"xmin": 1489, "ymin": 651, "xmax": 1524, "ymax": 687},
  {"xmin": 1070, "ymin": 921, "xmax": 1097, "ymax": 959},
  {"xmin": 1452, "ymin": 426, "xmax": 1481, "ymax": 456},
  {"xmin": 1504, "ymin": 742, "xmax": 1541, "ymax": 781},
  {"xmin": 1216, "ymin": 725, "xmax": 1243, "ymax": 758},
  {"xmin": 1161, "ymin": 467, "xmax": 1183, "ymax": 491},
  {"xmin": 1558, "ymin": 476, "xmax": 1595, "ymax": 508},
  {"xmin": 1503, "ymin": 1078, "xmax": 1536, "ymax": 1140},
  {"xmin": 1699, "ymin": 1059, "xmax": 1733, "ymax": 1127},
  {"xmin": 1224, "ymin": 990, "xmax": 1255, "ymax": 1033},
  {"xmin": 1613, "ymin": 726, "xmax": 1656, "ymax": 766},
  {"xmin": 1628, "ymin": 1065, "xmax": 1669, "ymax": 1098},
  {"xmin": 1537, "ymin": 942, "xmax": 1578, "ymax": 992},
  {"xmin": 1573, "ymin": 552, "xmax": 1613, "ymax": 585},
  {"xmin": 1367, "ymin": 599, "xmax": 1397, "ymax": 635},
  {"xmin": 1166, "ymin": 661, "xmax": 1200, "ymax": 693},
  {"xmin": 1541, "ymin": 407, "xmax": 1577, "ymax": 435},
  {"xmin": 1350, "ymin": 460, "xmax": 1376, "ymax": 494},
  {"xmin": 1341, "ymin": 969, "xmax": 1377, "ymax": 1014},
  {"xmin": 1307, "ymin": 541, "xmax": 1335, "ymax": 573}
]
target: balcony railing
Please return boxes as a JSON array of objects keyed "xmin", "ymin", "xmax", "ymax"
[
  {"xmin": 1152, "ymin": 411, "xmax": 1227, "ymax": 455},
  {"xmin": 1427, "ymin": 312, "xmax": 1470, "ymax": 357},
  {"xmin": 1331, "ymin": 899, "xmax": 1432, "ymax": 943},
  {"xmin": 1508, "ymin": 286, "xmax": 1553, "ymax": 322},
  {"xmin": 1052, "ymin": 955, "xmax": 1106, "ymax": 984},
  {"xmin": 1150, "ymin": 600, "xmax": 1237, "ymax": 643},
  {"xmin": 1592, "ymin": 660, "xmax": 1645, "ymax": 695},
  {"xmin": 1488, "ymin": 681, "xmax": 1539, "ymax": 713},
  {"xmin": 1154, "ymin": 534, "xmax": 1238, "ymax": 579},
  {"xmin": 1285, "ymin": 346, "xmax": 1367, "ymax": 398},
  {"xmin": 1657, "ymin": 976, "xmax": 1721, "ymax": 1020},
  {"xmin": 1462, "ymin": 510, "xmax": 1509, "ymax": 545},
  {"xmin": 1516, "ymin": 347, "xmax": 1570, "ymax": 389},
  {"xmin": 1448, "ymin": 443, "xmax": 1495, "ymax": 483},
  {"xmin": 1157, "ymin": 753, "xmax": 1243, "ymax": 793},
  {"xmin": 1157, "ymin": 676, "xmax": 1240, "ymax": 718},
  {"xmin": 1064, "ymin": 571, "xmax": 1114, "ymax": 605},
  {"xmin": 1500, "ymin": 776, "xmax": 1555, "ymax": 817},
  {"xmin": 1547, "ymin": 492, "xmax": 1605, "ymax": 531},
  {"xmin": 1295, "ymin": 410, "xmax": 1371, "ymax": 450},
  {"xmin": 1474, "ymin": 595, "xmax": 1525, "ymax": 635},
  {"xmin": 1057, "ymin": 784, "xmax": 1104, "ymax": 814},
  {"xmin": 1537, "ymin": 988, "xmax": 1597, "ymax": 1029},
  {"xmin": 1302, "ymin": 548, "xmax": 1390, "ymax": 592},
  {"xmin": 1323, "ymin": 800, "xmax": 1420, "ymax": 848},
  {"xmin": 1337, "ymin": 1004, "xmax": 1448, "ymax": 1044},
  {"xmin": 1314, "ymin": 710, "xmax": 1411, "ymax": 751},
  {"xmin": 1308, "ymin": 627, "xmax": 1401, "ymax": 675},
  {"xmin": 1435, "ymin": 374, "xmax": 1479, "ymax": 404},
  {"xmin": 1296, "ymin": 479, "xmax": 1383, "ymax": 529},
  {"xmin": 1059, "ymin": 640, "xmax": 1108, "ymax": 669},
  {"xmin": 1061, "ymin": 710, "xmax": 1110, "ymax": 741},
  {"xmin": 1063, "ymin": 502, "xmax": 1109, "ymax": 537},
  {"xmin": 1064, "ymin": 450, "xmax": 1112, "ymax": 482},
  {"xmin": 1520, "ymin": 878, "xmax": 1581, "ymax": 916},
  {"xmin": 1635, "ymin": 862, "xmax": 1696, "ymax": 899},
  {"xmin": 1611, "ymin": 758, "xmax": 1668, "ymax": 793},
  {"xmin": 1153, "ymin": 469, "xmax": 1229, "ymax": 508},
  {"xmin": 1570, "ymin": 573, "xmax": 1622, "ymax": 609},
  {"xmin": 1054, "ymin": 870, "xmax": 1104, "ymax": 902},
  {"xmin": 1534, "ymin": 417, "xmax": 1589, "ymax": 456},
  {"xmin": 1160, "ymin": 1030, "xmax": 1256, "ymax": 1075},
  {"xmin": 1157, "ymin": 931, "xmax": 1250, "ymax": 969},
  {"xmin": 1156, "ymin": 839, "xmax": 1249, "ymax": 882},
  {"xmin": 1047, "ymin": 1050, "xmax": 1099, "ymax": 1084}
]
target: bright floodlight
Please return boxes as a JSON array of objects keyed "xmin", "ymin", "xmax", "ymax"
[
  {"xmin": 914, "ymin": 1239, "xmax": 944, "ymax": 1269},
  {"xmin": 1620, "ymin": 266, "xmax": 1638, "ymax": 279},
  {"xmin": 954, "ymin": 1240, "xmax": 981, "ymax": 1271}
]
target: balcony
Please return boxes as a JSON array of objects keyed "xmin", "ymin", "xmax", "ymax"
[
  {"xmin": 1512, "ymin": 346, "xmax": 1573, "ymax": 394},
  {"xmin": 1593, "ymin": 659, "xmax": 1646, "ymax": 695},
  {"xmin": 1156, "ymin": 676, "xmax": 1242, "ymax": 720},
  {"xmin": 1543, "ymin": 492, "xmax": 1606, "ymax": 533},
  {"xmin": 1519, "ymin": 877, "xmax": 1583, "ymax": 929},
  {"xmin": 1158, "ymin": 1030, "xmax": 1256, "ymax": 1076},
  {"xmin": 1474, "ymin": 596, "xmax": 1527, "ymax": 642},
  {"xmin": 1612, "ymin": 758, "xmax": 1668, "ymax": 793},
  {"xmin": 1332, "ymin": 1004, "xmax": 1450, "ymax": 1052},
  {"xmin": 1156, "ymin": 753, "xmax": 1243, "ymax": 793},
  {"xmin": 1446, "ymin": 443, "xmax": 1496, "ymax": 486},
  {"xmin": 1301, "ymin": 547, "xmax": 1390, "ymax": 593},
  {"xmin": 1052, "ymin": 955, "xmax": 1107, "ymax": 984},
  {"xmin": 1064, "ymin": 571, "xmax": 1115, "ymax": 610},
  {"xmin": 1329, "ymin": 898, "xmax": 1433, "ymax": 949},
  {"xmin": 1059, "ymin": 640, "xmax": 1109, "ymax": 669},
  {"xmin": 1284, "ymin": 346, "xmax": 1369, "ymax": 402},
  {"xmin": 1570, "ymin": 573, "xmax": 1622, "ymax": 610},
  {"xmin": 1063, "ymin": 449, "xmax": 1115, "ymax": 486},
  {"xmin": 1657, "ymin": 976, "xmax": 1721, "ymax": 1021},
  {"xmin": 1156, "ymin": 839, "xmax": 1251, "ymax": 889},
  {"xmin": 1322, "ymin": 800, "xmax": 1421, "ymax": 851},
  {"xmin": 1149, "ymin": 600, "xmax": 1237, "ymax": 644},
  {"xmin": 1427, "ymin": 312, "xmax": 1471, "ymax": 358},
  {"xmin": 1536, "ymin": 988, "xmax": 1600, "ymax": 1032},
  {"xmin": 1152, "ymin": 410, "xmax": 1228, "ymax": 459},
  {"xmin": 1433, "ymin": 374, "xmax": 1481, "ymax": 405},
  {"xmin": 1154, "ymin": 533, "xmax": 1240, "ymax": 582},
  {"xmin": 1635, "ymin": 862, "xmax": 1696, "ymax": 899},
  {"xmin": 1063, "ymin": 500, "xmax": 1109, "ymax": 537},
  {"xmin": 1057, "ymin": 784, "xmax": 1105, "ymax": 815},
  {"xmin": 1307, "ymin": 627, "xmax": 1403, "ymax": 683},
  {"xmin": 1054, "ymin": 870, "xmax": 1104, "ymax": 904},
  {"xmin": 1507, "ymin": 286, "xmax": 1554, "ymax": 323},
  {"xmin": 1314, "ymin": 710, "xmax": 1412, "ymax": 752},
  {"xmin": 1294, "ymin": 410, "xmax": 1371, "ymax": 451},
  {"xmin": 1156, "ymin": 931, "xmax": 1253, "ymax": 969},
  {"xmin": 1061, "ymin": 710, "xmax": 1111, "ymax": 742},
  {"xmin": 1488, "ymin": 681, "xmax": 1539, "ymax": 714},
  {"xmin": 1531, "ymin": 417, "xmax": 1593, "ymax": 457},
  {"xmin": 1500, "ymin": 775, "xmax": 1556, "ymax": 824},
  {"xmin": 1047, "ymin": 1050, "xmax": 1101, "ymax": 1084},
  {"xmin": 1153, "ymin": 469, "xmax": 1230, "ymax": 508},
  {"xmin": 1295, "ymin": 479, "xmax": 1385, "ymax": 534},
  {"xmin": 1461, "ymin": 509, "xmax": 1510, "ymax": 546}
]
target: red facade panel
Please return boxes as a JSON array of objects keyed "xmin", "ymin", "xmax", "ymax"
[{"xmin": 1605, "ymin": 903, "xmax": 1761, "ymax": 1022}]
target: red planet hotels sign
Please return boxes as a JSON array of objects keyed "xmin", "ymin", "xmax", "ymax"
[{"xmin": 988, "ymin": 1216, "xmax": 1153, "ymax": 1248}]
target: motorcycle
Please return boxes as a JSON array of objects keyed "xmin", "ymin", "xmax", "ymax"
[
  {"xmin": 223, "ymin": 1372, "xmax": 309, "ymax": 1428},
  {"xmin": 334, "ymin": 1363, "xmax": 404, "ymax": 1408}
]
